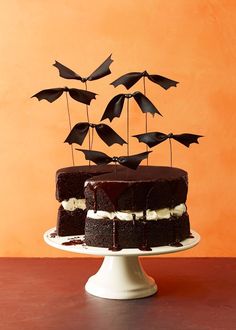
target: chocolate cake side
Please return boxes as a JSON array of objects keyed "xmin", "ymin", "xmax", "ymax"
[
  {"xmin": 56, "ymin": 165, "xmax": 113, "ymax": 202},
  {"xmin": 85, "ymin": 213, "xmax": 190, "ymax": 249},
  {"xmin": 57, "ymin": 206, "xmax": 86, "ymax": 236},
  {"xmin": 55, "ymin": 165, "xmax": 114, "ymax": 236}
]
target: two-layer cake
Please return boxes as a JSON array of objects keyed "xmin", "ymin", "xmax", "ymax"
[{"xmin": 56, "ymin": 165, "xmax": 191, "ymax": 250}]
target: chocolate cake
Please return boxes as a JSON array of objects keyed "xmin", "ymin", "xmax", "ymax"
[
  {"xmin": 84, "ymin": 166, "xmax": 191, "ymax": 250},
  {"xmin": 55, "ymin": 165, "xmax": 114, "ymax": 236}
]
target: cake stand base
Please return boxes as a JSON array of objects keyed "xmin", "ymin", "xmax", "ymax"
[
  {"xmin": 44, "ymin": 228, "xmax": 200, "ymax": 300},
  {"xmin": 85, "ymin": 255, "xmax": 157, "ymax": 299}
]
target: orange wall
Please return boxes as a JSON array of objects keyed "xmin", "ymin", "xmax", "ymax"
[{"xmin": 0, "ymin": 0, "xmax": 235, "ymax": 257}]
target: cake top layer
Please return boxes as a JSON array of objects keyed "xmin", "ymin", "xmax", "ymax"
[
  {"xmin": 84, "ymin": 166, "xmax": 188, "ymax": 212},
  {"xmin": 56, "ymin": 164, "xmax": 115, "ymax": 176},
  {"xmin": 56, "ymin": 165, "xmax": 115, "ymax": 202},
  {"xmin": 85, "ymin": 166, "xmax": 187, "ymax": 183}
]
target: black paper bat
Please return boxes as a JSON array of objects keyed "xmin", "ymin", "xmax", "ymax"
[
  {"xmin": 64, "ymin": 122, "xmax": 127, "ymax": 147},
  {"xmin": 31, "ymin": 87, "xmax": 97, "ymax": 105},
  {"xmin": 101, "ymin": 92, "xmax": 162, "ymax": 122},
  {"xmin": 53, "ymin": 54, "xmax": 113, "ymax": 82},
  {"xmin": 77, "ymin": 149, "xmax": 151, "ymax": 170},
  {"xmin": 111, "ymin": 70, "xmax": 178, "ymax": 90},
  {"xmin": 133, "ymin": 132, "xmax": 203, "ymax": 148}
]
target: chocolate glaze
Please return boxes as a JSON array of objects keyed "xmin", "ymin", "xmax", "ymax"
[
  {"xmin": 139, "ymin": 221, "xmax": 152, "ymax": 251},
  {"xmin": 86, "ymin": 181, "xmax": 130, "ymax": 211},
  {"xmin": 86, "ymin": 165, "xmax": 187, "ymax": 183},
  {"xmin": 132, "ymin": 214, "xmax": 136, "ymax": 226},
  {"xmin": 84, "ymin": 166, "xmax": 188, "ymax": 212},
  {"xmin": 108, "ymin": 219, "xmax": 121, "ymax": 251}
]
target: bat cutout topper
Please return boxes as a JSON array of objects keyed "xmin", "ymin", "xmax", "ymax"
[
  {"xmin": 77, "ymin": 149, "xmax": 151, "ymax": 170},
  {"xmin": 53, "ymin": 54, "xmax": 113, "ymax": 82},
  {"xmin": 65, "ymin": 122, "xmax": 127, "ymax": 147},
  {"xmin": 101, "ymin": 92, "xmax": 162, "ymax": 122},
  {"xmin": 133, "ymin": 132, "xmax": 203, "ymax": 148},
  {"xmin": 111, "ymin": 70, "xmax": 178, "ymax": 90},
  {"xmin": 31, "ymin": 87, "xmax": 97, "ymax": 105}
]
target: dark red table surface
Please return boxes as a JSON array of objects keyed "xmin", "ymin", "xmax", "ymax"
[{"xmin": 0, "ymin": 258, "xmax": 235, "ymax": 330}]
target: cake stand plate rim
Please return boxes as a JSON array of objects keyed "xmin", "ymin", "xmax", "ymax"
[{"xmin": 44, "ymin": 227, "xmax": 200, "ymax": 256}]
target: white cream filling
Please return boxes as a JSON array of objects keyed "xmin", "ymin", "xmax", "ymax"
[
  {"xmin": 87, "ymin": 203, "xmax": 187, "ymax": 221},
  {"xmin": 61, "ymin": 198, "xmax": 86, "ymax": 211}
]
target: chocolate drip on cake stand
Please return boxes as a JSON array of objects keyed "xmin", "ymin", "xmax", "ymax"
[
  {"xmin": 169, "ymin": 217, "xmax": 183, "ymax": 247},
  {"xmin": 169, "ymin": 241, "xmax": 183, "ymax": 247},
  {"xmin": 62, "ymin": 239, "xmax": 84, "ymax": 246}
]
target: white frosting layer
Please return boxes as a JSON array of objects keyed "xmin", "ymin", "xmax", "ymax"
[
  {"xmin": 87, "ymin": 203, "xmax": 186, "ymax": 221},
  {"xmin": 62, "ymin": 198, "xmax": 86, "ymax": 211}
]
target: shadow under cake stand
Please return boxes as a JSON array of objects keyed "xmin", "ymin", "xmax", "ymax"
[{"xmin": 44, "ymin": 227, "xmax": 200, "ymax": 300}]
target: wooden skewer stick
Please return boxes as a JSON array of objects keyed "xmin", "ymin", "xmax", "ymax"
[{"xmin": 65, "ymin": 92, "xmax": 75, "ymax": 166}]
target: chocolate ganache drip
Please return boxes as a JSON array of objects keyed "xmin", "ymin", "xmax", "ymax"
[
  {"xmin": 139, "ymin": 210, "xmax": 152, "ymax": 251},
  {"xmin": 86, "ymin": 180, "xmax": 131, "ymax": 211},
  {"xmin": 169, "ymin": 217, "xmax": 183, "ymax": 247},
  {"xmin": 132, "ymin": 213, "xmax": 136, "ymax": 226},
  {"xmin": 169, "ymin": 241, "xmax": 183, "ymax": 247},
  {"xmin": 109, "ymin": 219, "xmax": 121, "ymax": 251}
]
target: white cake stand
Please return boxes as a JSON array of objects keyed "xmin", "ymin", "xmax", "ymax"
[{"xmin": 44, "ymin": 227, "xmax": 200, "ymax": 300}]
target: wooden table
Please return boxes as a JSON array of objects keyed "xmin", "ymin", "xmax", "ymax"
[{"xmin": 0, "ymin": 258, "xmax": 235, "ymax": 330}]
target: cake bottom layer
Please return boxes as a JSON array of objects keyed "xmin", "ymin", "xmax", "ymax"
[
  {"xmin": 85, "ymin": 213, "xmax": 191, "ymax": 250},
  {"xmin": 56, "ymin": 206, "xmax": 86, "ymax": 236}
]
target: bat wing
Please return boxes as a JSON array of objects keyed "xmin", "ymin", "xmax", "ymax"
[
  {"xmin": 101, "ymin": 94, "xmax": 125, "ymax": 122},
  {"xmin": 148, "ymin": 74, "xmax": 179, "ymax": 90},
  {"xmin": 76, "ymin": 149, "xmax": 112, "ymax": 165},
  {"xmin": 133, "ymin": 92, "xmax": 162, "ymax": 116},
  {"xmin": 68, "ymin": 88, "xmax": 97, "ymax": 105},
  {"xmin": 95, "ymin": 124, "xmax": 127, "ymax": 146},
  {"xmin": 111, "ymin": 72, "xmax": 143, "ymax": 89},
  {"xmin": 53, "ymin": 61, "xmax": 82, "ymax": 80},
  {"xmin": 133, "ymin": 132, "xmax": 167, "ymax": 148},
  {"xmin": 172, "ymin": 133, "xmax": 203, "ymax": 147},
  {"xmin": 64, "ymin": 122, "xmax": 90, "ymax": 145},
  {"xmin": 118, "ymin": 151, "xmax": 152, "ymax": 170},
  {"xmin": 88, "ymin": 54, "xmax": 113, "ymax": 81},
  {"xmin": 31, "ymin": 88, "xmax": 64, "ymax": 103}
]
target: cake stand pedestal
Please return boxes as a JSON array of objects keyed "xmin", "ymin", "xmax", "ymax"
[
  {"xmin": 44, "ymin": 228, "xmax": 200, "ymax": 300},
  {"xmin": 85, "ymin": 255, "xmax": 157, "ymax": 299}
]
